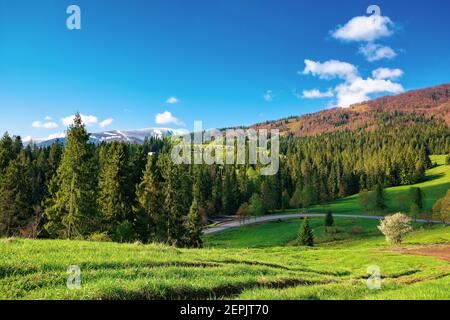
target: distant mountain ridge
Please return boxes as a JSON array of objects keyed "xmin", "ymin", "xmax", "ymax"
[
  {"xmin": 26, "ymin": 83, "xmax": 450, "ymax": 147},
  {"xmin": 251, "ymin": 83, "xmax": 450, "ymax": 136},
  {"xmin": 27, "ymin": 128, "xmax": 187, "ymax": 147}
]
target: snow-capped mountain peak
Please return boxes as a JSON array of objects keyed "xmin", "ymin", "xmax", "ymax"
[{"xmin": 25, "ymin": 127, "xmax": 188, "ymax": 147}]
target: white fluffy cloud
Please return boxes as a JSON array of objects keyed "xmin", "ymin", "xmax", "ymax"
[
  {"xmin": 302, "ymin": 89, "xmax": 334, "ymax": 99},
  {"xmin": 302, "ymin": 59, "xmax": 404, "ymax": 107},
  {"xmin": 332, "ymin": 15, "xmax": 394, "ymax": 42},
  {"xmin": 99, "ymin": 118, "xmax": 114, "ymax": 128},
  {"xmin": 359, "ymin": 43, "xmax": 397, "ymax": 62},
  {"xmin": 155, "ymin": 111, "xmax": 185, "ymax": 126},
  {"xmin": 335, "ymin": 77, "xmax": 404, "ymax": 107},
  {"xmin": 62, "ymin": 114, "xmax": 98, "ymax": 126},
  {"xmin": 32, "ymin": 120, "xmax": 58, "ymax": 129},
  {"xmin": 263, "ymin": 90, "xmax": 274, "ymax": 102},
  {"xmin": 372, "ymin": 67, "xmax": 404, "ymax": 80},
  {"xmin": 166, "ymin": 97, "xmax": 180, "ymax": 104},
  {"xmin": 302, "ymin": 59, "xmax": 358, "ymax": 81}
]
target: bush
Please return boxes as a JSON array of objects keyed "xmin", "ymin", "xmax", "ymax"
[
  {"xmin": 432, "ymin": 190, "xmax": 450, "ymax": 225},
  {"xmin": 112, "ymin": 221, "xmax": 136, "ymax": 243},
  {"xmin": 236, "ymin": 202, "xmax": 251, "ymax": 223},
  {"xmin": 89, "ymin": 232, "xmax": 112, "ymax": 242},
  {"xmin": 378, "ymin": 213, "xmax": 413, "ymax": 244},
  {"xmin": 249, "ymin": 194, "xmax": 266, "ymax": 217}
]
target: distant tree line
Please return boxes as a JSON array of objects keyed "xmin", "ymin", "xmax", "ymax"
[{"xmin": 0, "ymin": 114, "xmax": 449, "ymax": 245}]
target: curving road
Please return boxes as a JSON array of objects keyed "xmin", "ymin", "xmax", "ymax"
[{"xmin": 203, "ymin": 213, "xmax": 448, "ymax": 235}]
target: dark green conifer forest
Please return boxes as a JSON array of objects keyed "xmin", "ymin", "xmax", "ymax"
[{"xmin": 0, "ymin": 114, "xmax": 449, "ymax": 247}]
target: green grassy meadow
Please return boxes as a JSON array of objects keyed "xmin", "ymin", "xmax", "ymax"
[
  {"xmin": 0, "ymin": 224, "xmax": 448, "ymax": 300},
  {"xmin": 0, "ymin": 155, "xmax": 449, "ymax": 300},
  {"xmin": 204, "ymin": 218, "xmax": 382, "ymax": 248}
]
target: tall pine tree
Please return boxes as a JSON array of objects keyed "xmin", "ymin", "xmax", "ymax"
[
  {"xmin": 44, "ymin": 114, "xmax": 98, "ymax": 239},
  {"xmin": 98, "ymin": 142, "xmax": 130, "ymax": 233},
  {"xmin": 136, "ymin": 154, "xmax": 163, "ymax": 242},
  {"xmin": 0, "ymin": 153, "xmax": 32, "ymax": 237},
  {"xmin": 160, "ymin": 155, "xmax": 191, "ymax": 246},
  {"xmin": 184, "ymin": 198, "xmax": 203, "ymax": 248}
]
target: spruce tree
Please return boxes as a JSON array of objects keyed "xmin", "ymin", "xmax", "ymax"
[
  {"xmin": 237, "ymin": 166, "xmax": 250, "ymax": 204},
  {"xmin": 47, "ymin": 142, "xmax": 63, "ymax": 180},
  {"xmin": 260, "ymin": 176, "xmax": 279, "ymax": 211},
  {"xmin": 222, "ymin": 167, "xmax": 239, "ymax": 215},
  {"xmin": 193, "ymin": 166, "xmax": 212, "ymax": 211},
  {"xmin": 0, "ymin": 132, "xmax": 15, "ymax": 173},
  {"xmin": 374, "ymin": 184, "xmax": 386, "ymax": 211},
  {"xmin": 160, "ymin": 155, "xmax": 190, "ymax": 246},
  {"xmin": 0, "ymin": 154, "xmax": 33, "ymax": 236},
  {"xmin": 298, "ymin": 217, "xmax": 314, "ymax": 247},
  {"xmin": 289, "ymin": 183, "xmax": 302, "ymax": 209},
  {"xmin": 184, "ymin": 198, "xmax": 203, "ymax": 248},
  {"xmin": 211, "ymin": 168, "xmax": 223, "ymax": 214},
  {"xmin": 44, "ymin": 113, "xmax": 98, "ymax": 239},
  {"xmin": 98, "ymin": 142, "xmax": 130, "ymax": 233},
  {"xmin": 281, "ymin": 190, "xmax": 290, "ymax": 210},
  {"xmin": 410, "ymin": 187, "xmax": 424, "ymax": 210},
  {"xmin": 325, "ymin": 211, "xmax": 334, "ymax": 227},
  {"xmin": 136, "ymin": 154, "xmax": 163, "ymax": 242}
]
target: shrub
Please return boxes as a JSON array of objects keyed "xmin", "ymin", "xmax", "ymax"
[
  {"xmin": 89, "ymin": 232, "xmax": 112, "ymax": 242},
  {"xmin": 378, "ymin": 213, "xmax": 413, "ymax": 244},
  {"xmin": 432, "ymin": 190, "xmax": 450, "ymax": 225},
  {"xmin": 249, "ymin": 194, "xmax": 266, "ymax": 217},
  {"xmin": 112, "ymin": 221, "xmax": 136, "ymax": 243},
  {"xmin": 236, "ymin": 202, "xmax": 251, "ymax": 223}
]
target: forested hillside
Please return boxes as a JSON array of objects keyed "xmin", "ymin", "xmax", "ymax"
[
  {"xmin": 252, "ymin": 83, "xmax": 450, "ymax": 136},
  {"xmin": 1, "ymin": 109, "xmax": 449, "ymax": 245}
]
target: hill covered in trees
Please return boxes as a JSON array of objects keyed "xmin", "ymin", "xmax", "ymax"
[
  {"xmin": 251, "ymin": 83, "xmax": 450, "ymax": 136},
  {"xmin": 1, "ymin": 84, "xmax": 450, "ymax": 246},
  {"xmin": 1, "ymin": 117, "xmax": 448, "ymax": 245}
]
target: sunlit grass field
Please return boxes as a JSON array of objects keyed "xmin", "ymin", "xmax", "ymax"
[
  {"xmin": 0, "ymin": 155, "xmax": 449, "ymax": 300},
  {"xmin": 1, "ymin": 224, "xmax": 448, "ymax": 300},
  {"xmin": 204, "ymin": 217, "xmax": 381, "ymax": 248}
]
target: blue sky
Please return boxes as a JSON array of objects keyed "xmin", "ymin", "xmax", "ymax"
[{"xmin": 1, "ymin": 0, "xmax": 449, "ymax": 140}]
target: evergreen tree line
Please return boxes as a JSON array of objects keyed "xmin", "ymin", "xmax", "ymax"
[{"xmin": 0, "ymin": 115, "xmax": 449, "ymax": 245}]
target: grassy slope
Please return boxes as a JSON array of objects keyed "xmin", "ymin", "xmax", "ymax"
[
  {"xmin": 204, "ymin": 218, "xmax": 381, "ymax": 248},
  {"xmin": 305, "ymin": 155, "xmax": 450, "ymax": 215},
  {"xmin": 1, "ymin": 226, "xmax": 448, "ymax": 300},
  {"xmin": 1, "ymin": 155, "xmax": 449, "ymax": 300}
]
